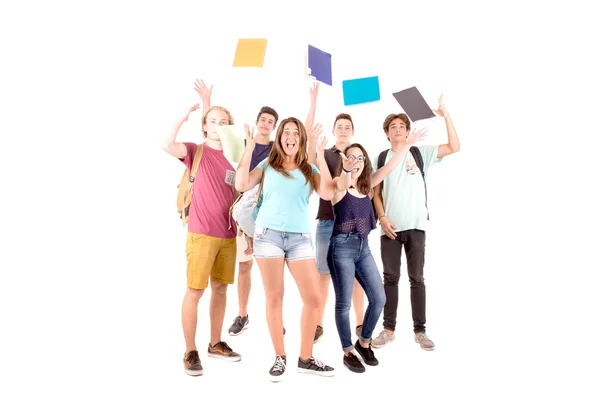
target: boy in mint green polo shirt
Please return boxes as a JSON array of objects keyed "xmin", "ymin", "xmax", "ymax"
[{"xmin": 371, "ymin": 95, "xmax": 460, "ymax": 351}]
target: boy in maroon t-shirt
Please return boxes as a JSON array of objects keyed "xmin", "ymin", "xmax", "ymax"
[{"xmin": 162, "ymin": 99, "xmax": 242, "ymax": 376}]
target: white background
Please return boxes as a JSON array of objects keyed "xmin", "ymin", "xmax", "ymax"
[{"xmin": 1, "ymin": 0, "xmax": 599, "ymax": 399}]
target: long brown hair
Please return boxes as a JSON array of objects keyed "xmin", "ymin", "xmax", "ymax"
[
  {"xmin": 267, "ymin": 117, "xmax": 316, "ymax": 193},
  {"xmin": 336, "ymin": 143, "xmax": 373, "ymax": 196}
]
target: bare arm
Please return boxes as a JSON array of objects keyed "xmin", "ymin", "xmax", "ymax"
[
  {"xmin": 313, "ymin": 128, "xmax": 334, "ymax": 201},
  {"xmin": 194, "ymin": 79, "xmax": 213, "ymax": 115},
  {"xmin": 305, "ymin": 82, "xmax": 319, "ymax": 165},
  {"xmin": 371, "ymin": 127, "xmax": 428, "ymax": 187},
  {"xmin": 433, "ymin": 94, "xmax": 460, "ymax": 159},
  {"xmin": 235, "ymin": 124, "xmax": 263, "ymax": 192},
  {"xmin": 161, "ymin": 103, "xmax": 200, "ymax": 159},
  {"xmin": 334, "ymin": 153, "xmax": 359, "ymax": 192},
  {"xmin": 373, "ymin": 183, "xmax": 397, "ymax": 239}
]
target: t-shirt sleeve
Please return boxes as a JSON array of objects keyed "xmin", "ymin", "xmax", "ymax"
[
  {"xmin": 419, "ymin": 145, "xmax": 442, "ymax": 169},
  {"xmin": 371, "ymin": 154, "xmax": 379, "ymax": 172},
  {"xmin": 256, "ymin": 158, "xmax": 268, "ymax": 170},
  {"xmin": 310, "ymin": 163, "xmax": 320, "ymax": 174},
  {"xmin": 180, "ymin": 142, "xmax": 197, "ymax": 169}
]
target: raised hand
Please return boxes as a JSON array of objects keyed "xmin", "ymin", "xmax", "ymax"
[
  {"xmin": 194, "ymin": 79, "xmax": 213, "ymax": 100},
  {"xmin": 407, "ymin": 127, "xmax": 428, "ymax": 145},
  {"xmin": 316, "ymin": 133, "xmax": 328, "ymax": 154},
  {"xmin": 340, "ymin": 152, "xmax": 359, "ymax": 173},
  {"xmin": 183, "ymin": 103, "xmax": 200, "ymax": 121},
  {"xmin": 244, "ymin": 123, "xmax": 257, "ymax": 147},
  {"xmin": 307, "ymin": 122, "xmax": 323, "ymax": 143},
  {"xmin": 432, "ymin": 94, "xmax": 449, "ymax": 118},
  {"xmin": 309, "ymin": 81, "xmax": 319, "ymax": 104}
]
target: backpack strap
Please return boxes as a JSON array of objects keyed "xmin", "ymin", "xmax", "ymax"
[
  {"xmin": 254, "ymin": 160, "xmax": 268, "ymax": 206},
  {"xmin": 372, "ymin": 150, "xmax": 389, "ymax": 221},
  {"xmin": 377, "ymin": 149, "xmax": 389, "ymax": 192},
  {"xmin": 182, "ymin": 144, "xmax": 204, "ymax": 225},
  {"xmin": 409, "ymin": 146, "xmax": 429, "ymax": 220}
]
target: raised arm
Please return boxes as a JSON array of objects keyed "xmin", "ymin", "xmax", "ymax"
[
  {"xmin": 161, "ymin": 103, "xmax": 201, "ymax": 159},
  {"xmin": 194, "ymin": 79, "xmax": 213, "ymax": 115},
  {"xmin": 433, "ymin": 94, "xmax": 460, "ymax": 159},
  {"xmin": 313, "ymin": 126, "xmax": 334, "ymax": 201},
  {"xmin": 235, "ymin": 124, "xmax": 263, "ymax": 192},
  {"xmin": 305, "ymin": 82, "xmax": 320, "ymax": 165},
  {"xmin": 333, "ymin": 153, "xmax": 359, "ymax": 192},
  {"xmin": 371, "ymin": 127, "xmax": 428, "ymax": 187}
]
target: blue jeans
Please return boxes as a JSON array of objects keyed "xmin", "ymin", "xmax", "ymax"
[
  {"xmin": 327, "ymin": 233, "xmax": 386, "ymax": 352},
  {"xmin": 315, "ymin": 219, "xmax": 334, "ymax": 274}
]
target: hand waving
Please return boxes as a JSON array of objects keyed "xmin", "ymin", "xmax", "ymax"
[
  {"xmin": 432, "ymin": 94, "xmax": 449, "ymax": 118},
  {"xmin": 183, "ymin": 103, "xmax": 200, "ymax": 121},
  {"xmin": 309, "ymin": 81, "xmax": 319, "ymax": 104},
  {"xmin": 407, "ymin": 127, "xmax": 428, "ymax": 145},
  {"xmin": 244, "ymin": 123, "xmax": 257, "ymax": 147},
  {"xmin": 307, "ymin": 122, "xmax": 324, "ymax": 144},
  {"xmin": 194, "ymin": 79, "xmax": 213, "ymax": 100}
]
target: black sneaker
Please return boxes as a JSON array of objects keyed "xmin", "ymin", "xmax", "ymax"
[
  {"xmin": 314, "ymin": 325, "xmax": 324, "ymax": 343},
  {"xmin": 354, "ymin": 340, "xmax": 379, "ymax": 366},
  {"xmin": 183, "ymin": 350, "xmax": 203, "ymax": 376},
  {"xmin": 343, "ymin": 352, "xmax": 365, "ymax": 373},
  {"xmin": 269, "ymin": 355, "xmax": 287, "ymax": 382},
  {"xmin": 297, "ymin": 357, "xmax": 335, "ymax": 377},
  {"xmin": 228, "ymin": 315, "xmax": 249, "ymax": 336}
]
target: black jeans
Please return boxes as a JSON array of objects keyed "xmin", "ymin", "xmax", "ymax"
[{"xmin": 381, "ymin": 229, "xmax": 426, "ymax": 333}]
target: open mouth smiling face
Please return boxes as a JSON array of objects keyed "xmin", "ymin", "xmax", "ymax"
[{"xmin": 281, "ymin": 122, "xmax": 300, "ymax": 156}]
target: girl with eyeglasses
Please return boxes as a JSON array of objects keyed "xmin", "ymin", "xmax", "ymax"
[{"xmin": 324, "ymin": 128, "xmax": 426, "ymax": 373}]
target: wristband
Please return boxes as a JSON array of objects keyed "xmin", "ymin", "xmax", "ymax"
[
  {"xmin": 342, "ymin": 167, "xmax": 352, "ymax": 174},
  {"xmin": 378, "ymin": 214, "xmax": 386, "ymax": 221}
]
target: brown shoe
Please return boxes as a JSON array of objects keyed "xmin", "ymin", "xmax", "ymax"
[
  {"xmin": 183, "ymin": 350, "xmax": 203, "ymax": 376},
  {"xmin": 207, "ymin": 341, "xmax": 242, "ymax": 362}
]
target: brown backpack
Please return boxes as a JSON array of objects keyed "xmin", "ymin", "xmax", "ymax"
[{"xmin": 176, "ymin": 144, "xmax": 204, "ymax": 226}]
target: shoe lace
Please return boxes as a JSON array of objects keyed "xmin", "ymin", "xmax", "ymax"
[
  {"xmin": 218, "ymin": 341, "xmax": 233, "ymax": 353},
  {"xmin": 272, "ymin": 356, "xmax": 286, "ymax": 372},
  {"xmin": 186, "ymin": 351, "xmax": 199, "ymax": 363},
  {"xmin": 418, "ymin": 333, "xmax": 429, "ymax": 342},
  {"xmin": 310, "ymin": 357, "xmax": 326, "ymax": 369}
]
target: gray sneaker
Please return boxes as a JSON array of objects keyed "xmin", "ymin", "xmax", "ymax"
[
  {"xmin": 355, "ymin": 325, "xmax": 362, "ymax": 338},
  {"xmin": 371, "ymin": 330, "xmax": 395, "ymax": 348},
  {"xmin": 414, "ymin": 332, "xmax": 435, "ymax": 351},
  {"xmin": 228, "ymin": 315, "xmax": 249, "ymax": 336},
  {"xmin": 314, "ymin": 325, "xmax": 324, "ymax": 343}
]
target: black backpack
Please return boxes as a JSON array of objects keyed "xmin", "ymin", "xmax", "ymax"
[{"xmin": 375, "ymin": 147, "xmax": 429, "ymax": 220}]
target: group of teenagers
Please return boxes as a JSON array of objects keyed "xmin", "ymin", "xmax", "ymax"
[{"xmin": 161, "ymin": 79, "xmax": 460, "ymax": 381}]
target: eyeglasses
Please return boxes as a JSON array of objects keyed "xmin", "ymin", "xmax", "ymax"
[{"xmin": 349, "ymin": 155, "xmax": 366, "ymax": 162}]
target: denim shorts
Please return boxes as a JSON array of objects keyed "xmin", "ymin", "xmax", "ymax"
[
  {"xmin": 253, "ymin": 225, "xmax": 315, "ymax": 261},
  {"xmin": 315, "ymin": 219, "xmax": 334, "ymax": 274}
]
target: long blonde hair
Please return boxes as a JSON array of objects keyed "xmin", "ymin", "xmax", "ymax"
[{"xmin": 266, "ymin": 117, "xmax": 316, "ymax": 193}]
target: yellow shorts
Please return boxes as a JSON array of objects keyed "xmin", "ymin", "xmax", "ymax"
[
  {"xmin": 236, "ymin": 231, "xmax": 253, "ymax": 263},
  {"xmin": 186, "ymin": 232, "xmax": 236, "ymax": 290}
]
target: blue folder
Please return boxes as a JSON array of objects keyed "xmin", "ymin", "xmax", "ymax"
[{"xmin": 342, "ymin": 76, "xmax": 380, "ymax": 106}]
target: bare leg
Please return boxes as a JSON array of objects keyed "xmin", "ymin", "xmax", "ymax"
[
  {"xmin": 182, "ymin": 288, "xmax": 205, "ymax": 352},
  {"xmin": 209, "ymin": 280, "xmax": 228, "ymax": 346},
  {"xmin": 237, "ymin": 260, "xmax": 252, "ymax": 316},
  {"xmin": 257, "ymin": 257, "xmax": 286, "ymax": 355},
  {"xmin": 287, "ymin": 258, "xmax": 322, "ymax": 360},
  {"xmin": 317, "ymin": 274, "xmax": 331, "ymax": 326}
]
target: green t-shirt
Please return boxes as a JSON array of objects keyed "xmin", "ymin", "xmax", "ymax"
[{"xmin": 372, "ymin": 145, "xmax": 441, "ymax": 233}]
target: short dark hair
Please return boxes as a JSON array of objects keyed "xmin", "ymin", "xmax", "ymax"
[
  {"xmin": 256, "ymin": 106, "xmax": 279, "ymax": 125},
  {"xmin": 333, "ymin": 113, "xmax": 354, "ymax": 130},
  {"xmin": 383, "ymin": 113, "xmax": 411, "ymax": 133}
]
